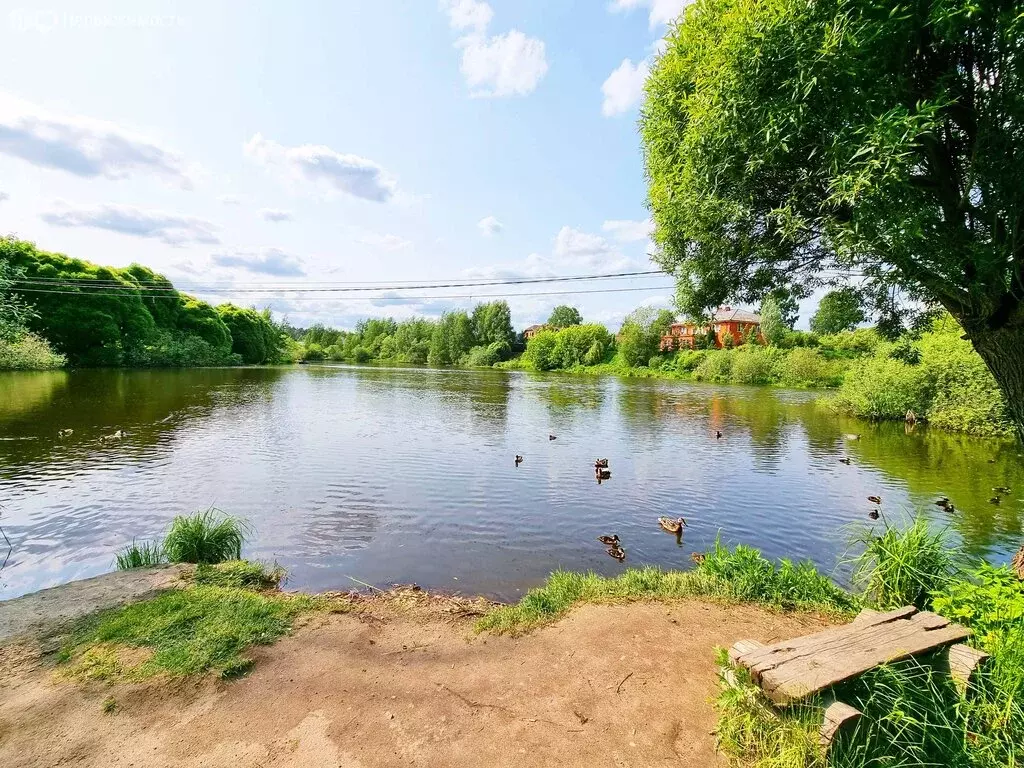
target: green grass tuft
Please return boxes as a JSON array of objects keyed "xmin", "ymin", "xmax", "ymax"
[
  {"xmin": 59, "ymin": 584, "xmax": 319, "ymax": 680},
  {"xmin": 193, "ymin": 560, "xmax": 283, "ymax": 590},
  {"xmin": 851, "ymin": 516, "xmax": 961, "ymax": 609},
  {"xmin": 476, "ymin": 542, "xmax": 858, "ymax": 635},
  {"xmin": 101, "ymin": 696, "xmax": 117, "ymax": 714},
  {"xmin": 115, "ymin": 539, "xmax": 166, "ymax": 570},
  {"xmin": 163, "ymin": 508, "xmax": 248, "ymax": 565}
]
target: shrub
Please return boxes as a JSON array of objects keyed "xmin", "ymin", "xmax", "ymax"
[
  {"xmin": 693, "ymin": 349, "xmax": 733, "ymax": 382},
  {"xmin": 300, "ymin": 343, "xmax": 326, "ymax": 362},
  {"xmin": 729, "ymin": 347, "xmax": 778, "ymax": 385},
  {"xmin": 523, "ymin": 330, "xmax": 558, "ymax": 370},
  {"xmin": 163, "ymin": 509, "xmax": 248, "ymax": 565},
  {"xmin": 115, "ymin": 540, "xmax": 166, "ymax": 570},
  {"xmin": 932, "ymin": 563, "xmax": 1024, "ymax": 652},
  {"xmin": 775, "ymin": 347, "xmax": 841, "ymax": 388},
  {"xmin": 465, "ymin": 344, "xmax": 500, "ymax": 367},
  {"xmin": 674, "ymin": 349, "xmax": 707, "ymax": 371},
  {"xmin": 816, "ymin": 328, "xmax": 880, "ymax": 356},
  {"xmin": 0, "ymin": 332, "xmax": 66, "ymax": 370},
  {"xmin": 831, "ymin": 356, "xmax": 932, "ymax": 420},
  {"xmin": 583, "ymin": 340, "xmax": 605, "ymax": 366}
]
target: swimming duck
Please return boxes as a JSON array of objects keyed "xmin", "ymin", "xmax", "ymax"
[
  {"xmin": 935, "ymin": 497, "xmax": 950, "ymax": 508},
  {"xmin": 597, "ymin": 535, "xmax": 620, "ymax": 546},
  {"xmin": 690, "ymin": 552, "xmax": 706, "ymax": 564},
  {"xmin": 867, "ymin": 495, "xmax": 882, "ymax": 504},
  {"xmin": 606, "ymin": 546, "xmax": 626, "ymax": 562},
  {"xmin": 993, "ymin": 486, "xmax": 1011, "ymax": 495},
  {"xmin": 57, "ymin": 428, "xmax": 73, "ymax": 438},
  {"xmin": 989, "ymin": 496, "xmax": 1001, "ymax": 505},
  {"xmin": 515, "ymin": 455, "xmax": 523, "ymax": 466},
  {"xmin": 658, "ymin": 516, "xmax": 687, "ymax": 534},
  {"xmin": 715, "ymin": 431, "xmax": 723, "ymax": 439},
  {"xmin": 868, "ymin": 510, "xmax": 880, "ymax": 520},
  {"xmin": 1011, "ymin": 545, "xmax": 1024, "ymax": 581},
  {"xmin": 839, "ymin": 458, "xmax": 852, "ymax": 465},
  {"xmin": 844, "ymin": 434, "xmax": 861, "ymax": 441},
  {"xmin": 595, "ymin": 468, "xmax": 611, "ymax": 480},
  {"xmin": 594, "ymin": 458, "xmax": 609, "ymax": 469},
  {"xmin": 549, "ymin": 434, "xmax": 557, "ymax": 441},
  {"xmin": 101, "ymin": 430, "xmax": 126, "ymax": 441}
]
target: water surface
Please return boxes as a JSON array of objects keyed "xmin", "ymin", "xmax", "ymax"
[{"xmin": 1, "ymin": 366, "xmax": 1021, "ymax": 600}]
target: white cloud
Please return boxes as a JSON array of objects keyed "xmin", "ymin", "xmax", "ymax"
[
  {"xmin": 210, "ymin": 247, "xmax": 304, "ymax": 277},
  {"xmin": 464, "ymin": 225, "xmax": 635, "ymax": 280},
  {"xmin": 358, "ymin": 232, "xmax": 412, "ymax": 251},
  {"xmin": 440, "ymin": 0, "xmax": 493, "ymax": 33},
  {"xmin": 458, "ymin": 30, "xmax": 548, "ymax": 97},
  {"xmin": 602, "ymin": 218, "xmax": 654, "ymax": 242},
  {"xmin": 244, "ymin": 133, "xmax": 397, "ymax": 203},
  {"xmin": 609, "ymin": 0, "xmax": 694, "ymax": 28},
  {"xmin": 41, "ymin": 202, "xmax": 219, "ymax": 246},
  {"xmin": 601, "ymin": 58, "xmax": 649, "ymax": 116},
  {"xmin": 477, "ymin": 215, "xmax": 503, "ymax": 236},
  {"xmin": 0, "ymin": 192, "xmax": 8, "ymax": 203},
  {"xmin": 260, "ymin": 208, "xmax": 293, "ymax": 222},
  {"xmin": 0, "ymin": 91, "xmax": 196, "ymax": 188},
  {"xmin": 218, "ymin": 194, "xmax": 241, "ymax": 205}
]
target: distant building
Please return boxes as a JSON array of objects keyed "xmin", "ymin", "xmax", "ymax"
[
  {"xmin": 660, "ymin": 306, "xmax": 763, "ymax": 351},
  {"xmin": 523, "ymin": 324, "xmax": 550, "ymax": 340}
]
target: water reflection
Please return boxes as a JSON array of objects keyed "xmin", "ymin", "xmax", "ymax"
[{"xmin": 1, "ymin": 366, "xmax": 1021, "ymax": 600}]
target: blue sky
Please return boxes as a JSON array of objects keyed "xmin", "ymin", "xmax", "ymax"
[{"xmin": 0, "ymin": 0, "xmax": 699, "ymax": 330}]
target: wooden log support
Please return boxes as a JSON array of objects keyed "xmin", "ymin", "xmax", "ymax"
[
  {"xmin": 820, "ymin": 700, "xmax": 863, "ymax": 751},
  {"xmin": 942, "ymin": 643, "xmax": 991, "ymax": 691},
  {"xmin": 722, "ymin": 639, "xmax": 765, "ymax": 688}
]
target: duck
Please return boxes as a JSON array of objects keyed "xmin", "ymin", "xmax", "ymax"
[
  {"xmin": 935, "ymin": 497, "xmax": 950, "ymax": 508},
  {"xmin": 690, "ymin": 552, "xmax": 706, "ymax": 564},
  {"xmin": 993, "ymin": 486, "xmax": 1011, "ymax": 495},
  {"xmin": 989, "ymin": 496, "xmax": 1001, "ymax": 505},
  {"xmin": 658, "ymin": 516, "xmax": 687, "ymax": 534},
  {"xmin": 594, "ymin": 458, "xmax": 609, "ymax": 469},
  {"xmin": 868, "ymin": 510, "xmax": 880, "ymax": 520},
  {"xmin": 606, "ymin": 546, "xmax": 626, "ymax": 562},
  {"xmin": 839, "ymin": 458, "xmax": 852, "ymax": 465},
  {"xmin": 514, "ymin": 455, "xmax": 524, "ymax": 466},
  {"xmin": 549, "ymin": 434, "xmax": 557, "ymax": 441},
  {"xmin": 57, "ymin": 428, "xmax": 73, "ymax": 438},
  {"xmin": 867, "ymin": 495, "xmax": 882, "ymax": 505},
  {"xmin": 101, "ymin": 430, "xmax": 126, "ymax": 442},
  {"xmin": 595, "ymin": 468, "xmax": 611, "ymax": 480},
  {"xmin": 715, "ymin": 431, "xmax": 723, "ymax": 439},
  {"xmin": 1011, "ymin": 545, "xmax": 1024, "ymax": 581},
  {"xmin": 844, "ymin": 433, "xmax": 861, "ymax": 441},
  {"xmin": 597, "ymin": 535, "xmax": 620, "ymax": 546},
  {"xmin": 987, "ymin": 458, "xmax": 997, "ymax": 463}
]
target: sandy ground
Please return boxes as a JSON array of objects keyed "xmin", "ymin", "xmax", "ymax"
[{"xmin": 0, "ymin": 596, "xmax": 831, "ymax": 768}]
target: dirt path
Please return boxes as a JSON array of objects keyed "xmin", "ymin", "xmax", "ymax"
[{"xmin": 0, "ymin": 598, "xmax": 829, "ymax": 768}]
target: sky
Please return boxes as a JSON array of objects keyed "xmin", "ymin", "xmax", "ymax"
[{"xmin": 0, "ymin": 0, "xmax": 741, "ymax": 331}]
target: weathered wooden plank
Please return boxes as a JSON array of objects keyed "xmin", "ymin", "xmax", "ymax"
[
  {"xmin": 728, "ymin": 638, "xmax": 765, "ymax": 666},
  {"xmin": 850, "ymin": 608, "xmax": 880, "ymax": 626},
  {"xmin": 733, "ymin": 606, "xmax": 970, "ymax": 704},
  {"xmin": 820, "ymin": 701, "xmax": 862, "ymax": 750}
]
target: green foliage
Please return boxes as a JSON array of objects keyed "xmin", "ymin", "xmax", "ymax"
[
  {"xmin": 758, "ymin": 295, "xmax": 787, "ymax": 346},
  {"xmin": 617, "ymin": 306, "xmax": 672, "ymax": 367},
  {"xmin": 851, "ymin": 518, "xmax": 961, "ymax": 610},
  {"xmin": 216, "ymin": 305, "xmax": 283, "ymax": 364},
  {"xmin": 816, "ymin": 328, "xmax": 880, "ymax": 356},
  {"xmin": 471, "ymin": 301, "xmax": 515, "ymax": 351},
  {"xmin": 0, "ymin": 258, "xmax": 37, "ymax": 340},
  {"xmin": 774, "ymin": 348, "xmax": 842, "ymax": 388},
  {"xmin": 932, "ymin": 564, "xmax": 1024, "ymax": 654},
  {"xmin": 0, "ymin": 332, "xmax": 66, "ymax": 370},
  {"xmin": 810, "ymin": 288, "xmax": 866, "ymax": 335},
  {"xmin": 115, "ymin": 540, "xmax": 166, "ymax": 570},
  {"xmin": 641, "ymin": 0, "xmax": 1024, "ymax": 437},
  {"xmin": 2, "ymin": 238, "xmax": 236, "ymax": 367},
  {"xmin": 427, "ymin": 311, "xmax": 474, "ymax": 366},
  {"xmin": 58, "ymin": 584, "xmax": 320, "ymax": 680},
  {"xmin": 523, "ymin": 324, "xmax": 613, "ymax": 371},
  {"xmin": 730, "ymin": 347, "xmax": 779, "ymax": 385},
  {"xmin": 193, "ymin": 560, "xmax": 284, "ymax": 590},
  {"xmin": 832, "ymin": 356, "xmax": 932, "ymax": 420},
  {"xmin": 693, "ymin": 349, "xmax": 734, "ymax": 382},
  {"xmin": 547, "ymin": 305, "xmax": 583, "ymax": 327},
  {"xmin": 300, "ymin": 343, "xmax": 326, "ymax": 362},
  {"xmin": 163, "ymin": 509, "xmax": 248, "ymax": 565},
  {"xmin": 476, "ymin": 542, "xmax": 856, "ymax": 635},
  {"xmin": 350, "ymin": 346, "xmax": 371, "ymax": 363}
]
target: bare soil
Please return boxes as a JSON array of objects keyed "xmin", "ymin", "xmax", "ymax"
[{"xmin": 0, "ymin": 594, "xmax": 830, "ymax": 768}]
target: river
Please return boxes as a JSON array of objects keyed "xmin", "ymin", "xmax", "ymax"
[{"xmin": 1, "ymin": 365, "xmax": 1021, "ymax": 601}]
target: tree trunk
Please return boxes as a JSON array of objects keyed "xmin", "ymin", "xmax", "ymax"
[{"xmin": 969, "ymin": 324, "xmax": 1024, "ymax": 442}]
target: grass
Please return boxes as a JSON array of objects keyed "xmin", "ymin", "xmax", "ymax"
[
  {"xmin": 476, "ymin": 540, "xmax": 859, "ymax": 635},
  {"xmin": 163, "ymin": 508, "xmax": 248, "ymax": 565},
  {"xmin": 850, "ymin": 516, "xmax": 962, "ymax": 610},
  {"xmin": 117, "ymin": 509, "xmax": 249, "ymax": 570},
  {"xmin": 114, "ymin": 539, "xmax": 165, "ymax": 570}
]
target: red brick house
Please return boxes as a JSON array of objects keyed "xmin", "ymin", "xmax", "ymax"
[
  {"xmin": 660, "ymin": 306, "xmax": 763, "ymax": 351},
  {"xmin": 523, "ymin": 324, "xmax": 550, "ymax": 340}
]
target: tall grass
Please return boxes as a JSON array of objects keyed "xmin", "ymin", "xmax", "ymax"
[
  {"xmin": 476, "ymin": 541, "xmax": 858, "ymax": 635},
  {"xmin": 851, "ymin": 517, "xmax": 961, "ymax": 609},
  {"xmin": 114, "ymin": 540, "xmax": 165, "ymax": 570},
  {"xmin": 162, "ymin": 508, "xmax": 248, "ymax": 565}
]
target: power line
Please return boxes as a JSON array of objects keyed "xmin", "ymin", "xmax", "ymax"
[
  {"xmin": 11, "ymin": 269, "xmax": 666, "ymax": 293},
  {"xmin": 11, "ymin": 284, "xmax": 679, "ymax": 301}
]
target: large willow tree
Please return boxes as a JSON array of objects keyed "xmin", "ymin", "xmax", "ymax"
[{"xmin": 642, "ymin": 0, "xmax": 1024, "ymax": 437}]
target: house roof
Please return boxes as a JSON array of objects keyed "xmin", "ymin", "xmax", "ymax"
[
  {"xmin": 669, "ymin": 306, "xmax": 762, "ymax": 326},
  {"xmin": 523, "ymin": 324, "xmax": 548, "ymax": 332}
]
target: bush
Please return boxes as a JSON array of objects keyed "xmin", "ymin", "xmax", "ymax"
[
  {"xmin": 123, "ymin": 330, "xmax": 240, "ymax": 368},
  {"xmin": 780, "ymin": 330, "xmax": 820, "ymax": 348},
  {"xmin": 350, "ymin": 346, "xmax": 371, "ymax": 363},
  {"xmin": 523, "ymin": 330, "xmax": 558, "ymax": 370},
  {"xmin": 817, "ymin": 328, "xmax": 880, "ymax": 356},
  {"xmin": 163, "ymin": 509, "xmax": 248, "ymax": 565},
  {"xmin": 831, "ymin": 356, "xmax": 932, "ymax": 420},
  {"xmin": 932, "ymin": 563, "xmax": 1024, "ymax": 652},
  {"xmin": 300, "ymin": 343, "xmax": 326, "ymax": 362},
  {"xmin": 729, "ymin": 347, "xmax": 778, "ymax": 385},
  {"xmin": 0, "ymin": 332, "xmax": 66, "ymax": 370},
  {"xmin": 583, "ymin": 340, "xmax": 605, "ymax": 366},
  {"xmin": 693, "ymin": 349, "xmax": 733, "ymax": 382},
  {"xmin": 774, "ymin": 347, "xmax": 841, "ymax": 388},
  {"xmin": 465, "ymin": 344, "xmax": 500, "ymax": 367},
  {"xmin": 674, "ymin": 349, "xmax": 707, "ymax": 371}
]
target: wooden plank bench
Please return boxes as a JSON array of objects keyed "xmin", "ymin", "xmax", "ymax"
[{"xmin": 722, "ymin": 606, "xmax": 988, "ymax": 750}]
